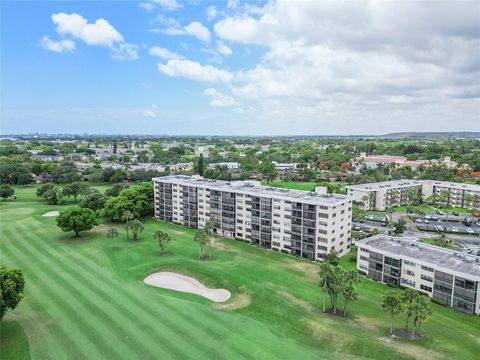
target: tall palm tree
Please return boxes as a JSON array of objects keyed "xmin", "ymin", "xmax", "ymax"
[
  {"xmin": 382, "ymin": 291, "xmax": 402, "ymax": 335},
  {"xmin": 121, "ymin": 210, "xmax": 134, "ymax": 240},
  {"xmin": 194, "ymin": 229, "xmax": 209, "ymax": 260},
  {"xmin": 154, "ymin": 229, "xmax": 171, "ymax": 255},
  {"xmin": 318, "ymin": 262, "xmax": 334, "ymax": 313}
]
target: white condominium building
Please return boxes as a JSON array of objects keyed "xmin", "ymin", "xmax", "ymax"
[
  {"xmin": 153, "ymin": 175, "xmax": 353, "ymax": 261},
  {"xmin": 357, "ymin": 235, "xmax": 480, "ymax": 315},
  {"xmin": 347, "ymin": 180, "xmax": 480, "ymax": 211}
]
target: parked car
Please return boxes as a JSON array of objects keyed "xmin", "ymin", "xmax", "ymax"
[
  {"xmin": 436, "ymin": 210, "xmax": 443, "ymax": 215},
  {"xmin": 407, "ymin": 208, "xmax": 414, "ymax": 214},
  {"xmin": 436, "ymin": 225, "xmax": 444, "ymax": 232},
  {"xmin": 465, "ymin": 228, "xmax": 474, "ymax": 234},
  {"xmin": 423, "ymin": 219, "xmax": 430, "ymax": 224},
  {"xmin": 445, "ymin": 226, "xmax": 452, "ymax": 232},
  {"xmin": 431, "ymin": 216, "xmax": 438, "ymax": 221},
  {"xmin": 416, "ymin": 218, "xmax": 423, "ymax": 223},
  {"xmin": 452, "ymin": 211, "xmax": 460, "ymax": 216},
  {"xmin": 451, "ymin": 227, "xmax": 459, "ymax": 233},
  {"xmin": 462, "ymin": 218, "xmax": 473, "ymax": 226}
]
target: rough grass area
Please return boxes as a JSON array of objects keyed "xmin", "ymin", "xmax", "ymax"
[{"xmin": 1, "ymin": 185, "xmax": 479, "ymax": 360}]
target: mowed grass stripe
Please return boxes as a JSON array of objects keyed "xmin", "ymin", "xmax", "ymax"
[
  {"xmin": 28, "ymin": 222, "xmax": 282, "ymax": 360},
  {"xmin": 1, "ymin": 240, "xmax": 101, "ymax": 359},
  {"xmin": 6, "ymin": 227, "xmax": 173, "ymax": 360},
  {"xmin": 13, "ymin": 223, "xmax": 233, "ymax": 360},
  {"xmin": 5, "ymin": 289, "xmax": 84, "ymax": 360}
]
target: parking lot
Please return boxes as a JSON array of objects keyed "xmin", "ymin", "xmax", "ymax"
[{"xmin": 411, "ymin": 215, "xmax": 480, "ymax": 236}]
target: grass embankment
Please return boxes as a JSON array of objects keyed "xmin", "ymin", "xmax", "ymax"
[{"xmin": 1, "ymin": 185, "xmax": 479, "ymax": 360}]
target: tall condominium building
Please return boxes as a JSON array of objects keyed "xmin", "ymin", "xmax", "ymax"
[
  {"xmin": 153, "ymin": 175, "xmax": 353, "ymax": 260},
  {"xmin": 347, "ymin": 180, "xmax": 480, "ymax": 211},
  {"xmin": 357, "ymin": 235, "xmax": 480, "ymax": 315}
]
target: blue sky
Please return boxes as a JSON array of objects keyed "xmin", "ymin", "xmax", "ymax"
[{"xmin": 1, "ymin": 0, "xmax": 479, "ymax": 135}]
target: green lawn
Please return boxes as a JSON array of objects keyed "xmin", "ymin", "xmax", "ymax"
[
  {"xmin": 1, "ymin": 186, "xmax": 479, "ymax": 359},
  {"xmin": 263, "ymin": 180, "xmax": 321, "ymax": 191}
]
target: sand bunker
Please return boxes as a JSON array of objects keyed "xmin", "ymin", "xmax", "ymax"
[
  {"xmin": 42, "ymin": 211, "xmax": 59, "ymax": 217},
  {"xmin": 144, "ymin": 272, "xmax": 231, "ymax": 302}
]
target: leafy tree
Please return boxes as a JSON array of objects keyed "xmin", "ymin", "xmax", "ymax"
[
  {"xmin": 0, "ymin": 185, "xmax": 15, "ymax": 200},
  {"xmin": 36, "ymin": 183, "xmax": 55, "ymax": 198},
  {"xmin": 382, "ymin": 291, "xmax": 402, "ymax": 335},
  {"xmin": 126, "ymin": 219, "xmax": 144, "ymax": 241},
  {"xmin": 79, "ymin": 192, "xmax": 107, "ymax": 211},
  {"xmin": 154, "ymin": 229, "xmax": 171, "ymax": 255},
  {"xmin": 42, "ymin": 187, "xmax": 64, "ymax": 205},
  {"xmin": 105, "ymin": 183, "xmax": 129, "ymax": 197},
  {"xmin": 0, "ymin": 265, "xmax": 25, "ymax": 320},
  {"xmin": 259, "ymin": 160, "xmax": 277, "ymax": 183},
  {"xmin": 62, "ymin": 182, "xmax": 89, "ymax": 201},
  {"xmin": 106, "ymin": 227, "xmax": 119, "ymax": 248},
  {"xmin": 101, "ymin": 182, "xmax": 153, "ymax": 222},
  {"xmin": 324, "ymin": 249, "xmax": 340, "ymax": 266},
  {"xmin": 56, "ymin": 207, "xmax": 97, "ymax": 237},
  {"xmin": 352, "ymin": 230, "xmax": 365, "ymax": 241},
  {"xmin": 393, "ymin": 218, "xmax": 407, "ymax": 235},
  {"xmin": 197, "ymin": 154, "xmax": 205, "ymax": 176}
]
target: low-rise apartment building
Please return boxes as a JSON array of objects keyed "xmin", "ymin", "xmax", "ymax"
[
  {"xmin": 357, "ymin": 235, "xmax": 480, "ymax": 315},
  {"xmin": 347, "ymin": 180, "xmax": 424, "ymax": 211},
  {"xmin": 154, "ymin": 175, "xmax": 353, "ymax": 261},
  {"xmin": 347, "ymin": 180, "xmax": 480, "ymax": 210}
]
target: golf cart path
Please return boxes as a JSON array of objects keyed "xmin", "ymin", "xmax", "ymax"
[{"xmin": 144, "ymin": 271, "xmax": 231, "ymax": 302}]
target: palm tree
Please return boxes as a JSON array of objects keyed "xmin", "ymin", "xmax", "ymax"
[
  {"xmin": 412, "ymin": 296, "xmax": 432, "ymax": 338},
  {"xmin": 154, "ymin": 229, "xmax": 171, "ymax": 255},
  {"xmin": 121, "ymin": 210, "xmax": 134, "ymax": 240},
  {"xmin": 401, "ymin": 289, "xmax": 419, "ymax": 331},
  {"xmin": 106, "ymin": 227, "xmax": 119, "ymax": 248},
  {"xmin": 194, "ymin": 229, "xmax": 209, "ymax": 260},
  {"xmin": 127, "ymin": 219, "xmax": 144, "ymax": 241},
  {"xmin": 382, "ymin": 291, "xmax": 402, "ymax": 335},
  {"xmin": 341, "ymin": 270, "xmax": 360, "ymax": 317},
  {"xmin": 318, "ymin": 262, "xmax": 334, "ymax": 313},
  {"xmin": 204, "ymin": 219, "xmax": 216, "ymax": 258}
]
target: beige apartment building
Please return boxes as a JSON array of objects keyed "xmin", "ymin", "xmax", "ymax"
[
  {"xmin": 347, "ymin": 180, "xmax": 480, "ymax": 211},
  {"xmin": 154, "ymin": 175, "xmax": 353, "ymax": 260},
  {"xmin": 357, "ymin": 235, "xmax": 480, "ymax": 315}
]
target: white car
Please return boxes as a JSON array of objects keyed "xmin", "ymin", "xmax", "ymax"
[
  {"xmin": 416, "ymin": 218, "xmax": 423, "ymax": 223},
  {"xmin": 465, "ymin": 228, "xmax": 474, "ymax": 234},
  {"xmin": 451, "ymin": 227, "xmax": 459, "ymax": 233}
]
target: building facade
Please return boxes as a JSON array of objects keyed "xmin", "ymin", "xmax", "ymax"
[
  {"xmin": 347, "ymin": 180, "xmax": 480, "ymax": 211},
  {"xmin": 357, "ymin": 235, "xmax": 480, "ymax": 315},
  {"xmin": 154, "ymin": 175, "xmax": 353, "ymax": 260}
]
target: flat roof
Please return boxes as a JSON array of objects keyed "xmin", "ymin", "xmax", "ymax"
[
  {"xmin": 423, "ymin": 180, "xmax": 480, "ymax": 192},
  {"xmin": 153, "ymin": 175, "xmax": 352, "ymax": 206},
  {"xmin": 358, "ymin": 235, "xmax": 480, "ymax": 279},
  {"xmin": 347, "ymin": 179, "xmax": 480, "ymax": 192},
  {"xmin": 346, "ymin": 180, "xmax": 423, "ymax": 191}
]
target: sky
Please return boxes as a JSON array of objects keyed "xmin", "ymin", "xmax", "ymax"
[{"xmin": 1, "ymin": 0, "xmax": 479, "ymax": 135}]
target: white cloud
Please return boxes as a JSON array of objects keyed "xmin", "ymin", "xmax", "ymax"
[
  {"xmin": 143, "ymin": 110, "xmax": 158, "ymax": 118},
  {"xmin": 216, "ymin": 41, "xmax": 232, "ymax": 56},
  {"xmin": 207, "ymin": 6, "xmax": 217, "ymax": 21},
  {"xmin": 204, "ymin": 88, "xmax": 239, "ymax": 106},
  {"xmin": 52, "ymin": 12, "xmax": 123, "ymax": 47},
  {"xmin": 43, "ymin": 12, "xmax": 138, "ymax": 60},
  {"xmin": 40, "ymin": 35, "xmax": 75, "ymax": 53},
  {"xmin": 139, "ymin": 2, "xmax": 155, "ymax": 11},
  {"xmin": 158, "ymin": 59, "xmax": 234, "ymax": 83},
  {"xmin": 111, "ymin": 42, "xmax": 139, "ymax": 61},
  {"xmin": 149, "ymin": 46, "xmax": 184, "ymax": 60},
  {"xmin": 152, "ymin": 0, "xmax": 182, "ymax": 11},
  {"xmin": 184, "ymin": 22, "xmax": 211, "ymax": 43},
  {"xmin": 144, "ymin": 104, "xmax": 159, "ymax": 117},
  {"xmin": 227, "ymin": 0, "xmax": 239, "ymax": 9},
  {"xmin": 212, "ymin": 0, "xmax": 480, "ymax": 128},
  {"xmin": 162, "ymin": 21, "xmax": 211, "ymax": 43}
]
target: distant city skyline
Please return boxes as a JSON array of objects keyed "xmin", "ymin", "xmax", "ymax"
[{"xmin": 1, "ymin": 0, "xmax": 479, "ymax": 135}]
